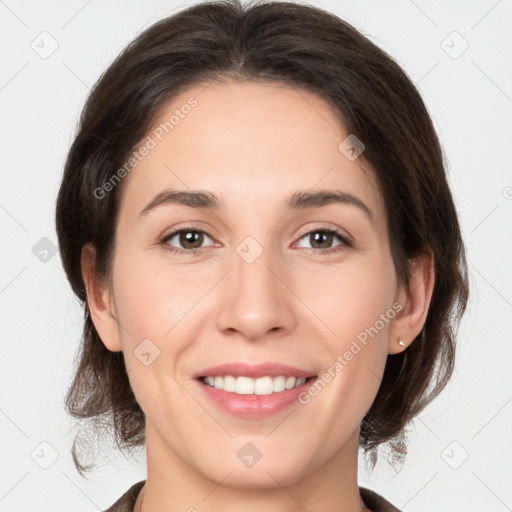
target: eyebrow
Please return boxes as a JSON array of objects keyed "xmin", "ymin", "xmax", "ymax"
[{"xmin": 138, "ymin": 189, "xmax": 374, "ymax": 225}]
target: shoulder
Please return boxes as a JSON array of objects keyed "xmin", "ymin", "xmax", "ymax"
[
  {"xmin": 359, "ymin": 486, "xmax": 402, "ymax": 512},
  {"xmin": 102, "ymin": 480, "xmax": 145, "ymax": 512}
]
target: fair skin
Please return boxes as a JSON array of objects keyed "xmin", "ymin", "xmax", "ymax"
[{"xmin": 82, "ymin": 80, "xmax": 434, "ymax": 512}]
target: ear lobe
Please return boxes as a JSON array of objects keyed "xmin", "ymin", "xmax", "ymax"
[
  {"xmin": 81, "ymin": 243, "xmax": 122, "ymax": 352},
  {"xmin": 388, "ymin": 248, "xmax": 435, "ymax": 355}
]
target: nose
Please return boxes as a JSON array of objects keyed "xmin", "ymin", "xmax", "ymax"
[{"xmin": 216, "ymin": 246, "xmax": 297, "ymax": 342}]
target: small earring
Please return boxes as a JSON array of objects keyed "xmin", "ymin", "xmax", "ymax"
[{"xmin": 398, "ymin": 337, "xmax": 406, "ymax": 346}]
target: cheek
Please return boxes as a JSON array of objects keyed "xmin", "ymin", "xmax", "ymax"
[
  {"xmin": 297, "ymin": 255, "xmax": 397, "ymax": 416},
  {"xmin": 111, "ymin": 250, "xmax": 202, "ymax": 340},
  {"xmin": 296, "ymin": 255, "xmax": 396, "ymax": 343},
  {"xmin": 110, "ymin": 249, "xmax": 217, "ymax": 397}
]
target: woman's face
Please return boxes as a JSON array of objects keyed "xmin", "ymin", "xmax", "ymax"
[{"xmin": 100, "ymin": 80, "xmax": 406, "ymax": 487}]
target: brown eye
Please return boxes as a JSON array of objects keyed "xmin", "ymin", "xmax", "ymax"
[
  {"xmin": 162, "ymin": 229, "xmax": 214, "ymax": 253},
  {"xmin": 178, "ymin": 231, "xmax": 204, "ymax": 249},
  {"xmin": 309, "ymin": 231, "xmax": 335, "ymax": 249},
  {"xmin": 296, "ymin": 229, "xmax": 349, "ymax": 252}
]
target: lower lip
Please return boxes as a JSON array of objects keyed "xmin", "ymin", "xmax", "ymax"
[{"xmin": 195, "ymin": 377, "xmax": 318, "ymax": 419}]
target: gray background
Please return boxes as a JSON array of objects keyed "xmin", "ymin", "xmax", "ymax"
[{"xmin": 1, "ymin": 0, "xmax": 511, "ymax": 510}]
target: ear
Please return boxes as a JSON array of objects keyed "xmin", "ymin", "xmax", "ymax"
[
  {"xmin": 81, "ymin": 243, "xmax": 122, "ymax": 352},
  {"xmin": 388, "ymin": 248, "xmax": 435, "ymax": 355}
]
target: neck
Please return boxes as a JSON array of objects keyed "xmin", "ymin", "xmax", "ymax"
[{"xmin": 137, "ymin": 422, "xmax": 371, "ymax": 512}]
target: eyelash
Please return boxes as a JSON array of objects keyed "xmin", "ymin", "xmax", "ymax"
[{"xmin": 160, "ymin": 226, "xmax": 352, "ymax": 256}]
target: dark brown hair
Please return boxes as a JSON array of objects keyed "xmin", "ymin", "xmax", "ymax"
[{"xmin": 56, "ymin": 0, "xmax": 469, "ymax": 474}]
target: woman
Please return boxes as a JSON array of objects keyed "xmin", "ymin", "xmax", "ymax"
[{"xmin": 55, "ymin": 1, "xmax": 469, "ymax": 510}]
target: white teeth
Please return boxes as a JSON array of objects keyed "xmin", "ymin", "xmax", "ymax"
[
  {"xmin": 202, "ymin": 375, "xmax": 308, "ymax": 395},
  {"xmin": 273, "ymin": 375, "xmax": 286, "ymax": 392},
  {"xmin": 254, "ymin": 376, "xmax": 273, "ymax": 395},
  {"xmin": 235, "ymin": 376, "xmax": 254, "ymax": 394},
  {"xmin": 223, "ymin": 375, "xmax": 236, "ymax": 392},
  {"xmin": 285, "ymin": 376, "xmax": 296, "ymax": 389}
]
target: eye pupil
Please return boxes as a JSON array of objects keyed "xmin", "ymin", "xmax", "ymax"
[
  {"xmin": 180, "ymin": 231, "xmax": 203, "ymax": 249},
  {"xmin": 311, "ymin": 231, "xmax": 333, "ymax": 249}
]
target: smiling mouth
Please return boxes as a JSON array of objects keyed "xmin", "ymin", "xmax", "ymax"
[{"xmin": 198, "ymin": 375, "xmax": 316, "ymax": 395}]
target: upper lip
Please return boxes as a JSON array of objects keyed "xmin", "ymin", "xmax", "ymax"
[{"xmin": 193, "ymin": 362, "xmax": 317, "ymax": 379}]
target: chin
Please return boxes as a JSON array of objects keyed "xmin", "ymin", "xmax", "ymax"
[
  {"xmin": 194, "ymin": 448, "xmax": 313, "ymax": 490},
  {"xmin": 210, "ymin": 465, "xmax": 304, "ymax": 491}
]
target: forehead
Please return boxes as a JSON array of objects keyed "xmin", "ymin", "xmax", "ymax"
[{"xmin": 118, "ymin": 79, "xmax": 385, "ymax": 230}]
